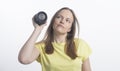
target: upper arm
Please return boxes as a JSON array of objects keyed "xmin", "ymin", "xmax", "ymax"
[
  {"xmin": 18, "ymin": 46, "xmax": 40, "ymax": 64},
  {"xmin": 29, "ymin": 47, "xmax": 40, "ymax": 63},
  {"xmin": 82, "ymin": 58, "xmax": 92, "ymax": 71}
]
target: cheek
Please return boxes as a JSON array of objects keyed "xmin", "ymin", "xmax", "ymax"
[
  {"xmin": 52, "ymin": 22, "xmax": 58, "ymax": 31},
  {"xmin": 54, "ymin": 19, "xmax": 60, "ymax": 24},
  {"xmin": 66, "ymin": 23, "xmax": 73, "ymax": 31},
  {"xmin": 67, "ymin": 23, "xmax": 72, "ymax": 29},
  {"xmin": 53, "ymin": 20, "xmax": 58, "ymax": 26}
]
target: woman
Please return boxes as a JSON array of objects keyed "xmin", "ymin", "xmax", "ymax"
[{"xmin": 18, "ymin": 7, "xmax": 92, "ymax": 71}]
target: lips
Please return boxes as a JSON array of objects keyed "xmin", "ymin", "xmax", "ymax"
[{"xmin": 57, "ymin": 24, "xmax": 65, "ymax": 28}]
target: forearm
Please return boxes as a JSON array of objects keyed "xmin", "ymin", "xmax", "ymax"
[{"xmin": 18, "ymin": 27, "xmax": 42, "ymax": 62}]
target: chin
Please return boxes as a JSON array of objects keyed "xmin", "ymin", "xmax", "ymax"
[{"xmin": 57, "ymin": 31, "xmax": 67, "ymax": 35}]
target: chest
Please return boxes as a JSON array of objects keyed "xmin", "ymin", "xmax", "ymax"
[
  {"xmin": 41, "ymin": 49, "xmax": 83, "ymax": 70},
  {"xmin": 40, "ymin": 43, "xmax": 83, "ymax": 71}
]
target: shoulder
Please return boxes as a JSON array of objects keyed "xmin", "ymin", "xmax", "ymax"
[
  {"xmin": 35, "ymin": 40, "xmax": 45, "ymax": 49},
  {"xmin": 74, "ymin": 38, "xmax": 91, "ymax": 49},
  {"xmin": 74, "ymin": 38, "xmax": 92, "ymax": 54},
  {"xmin": 75, "ymin": 38, "xmax": 92, "ymax": 61},
  {"xmin": 35, "ymin": 40, "xmax": 45, "ymax": 45},
  {"xmin": 74, "ymin": 38, "xmax": 88, "ymax": 46},
  {"xmin": 36, "ymin": 40, "xmax": 45, "ymax": 44},
  {"xmin": 34, "ymin": 41, "xmax": 46, "ymax": 55}
]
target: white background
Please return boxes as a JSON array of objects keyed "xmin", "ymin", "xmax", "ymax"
[{"xmin": 0, "ymin": 0, "xmax": 120, "ymax": 71}]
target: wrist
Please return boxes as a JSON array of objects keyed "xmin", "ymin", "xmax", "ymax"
[
  {"xmin": 33, "ymin": 27, "xmax": 42, "ymax": 34},
  {"xmin": 35, "ymin": 26, "xmax": 42, "ymax": 31}
]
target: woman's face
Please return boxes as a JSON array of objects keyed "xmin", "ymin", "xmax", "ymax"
[{"xmin": 53, "ymin": 9, "xmax": 74, "ymax": 35}]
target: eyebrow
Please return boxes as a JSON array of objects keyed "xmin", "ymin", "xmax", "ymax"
[{"xmin": 57, "ymin": 14, "xmax": 72, "ymax": 20}]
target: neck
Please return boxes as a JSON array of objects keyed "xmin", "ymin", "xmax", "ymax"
[{"xmin": 53, "ymin": 33, "xmax": 67, "ymax": 43}]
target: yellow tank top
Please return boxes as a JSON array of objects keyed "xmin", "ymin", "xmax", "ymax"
[{"xmin": 35, "ymin": 38, "xmax": 92, "ymax": 71}]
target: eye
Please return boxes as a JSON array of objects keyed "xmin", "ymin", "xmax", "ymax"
[
  {"xmin": 66, "ymin": 19, "xmax": 71, "ymax": 23},
  {"xmin": 56, "ymin": 15, "xmax": 61, "ymax": 19}
]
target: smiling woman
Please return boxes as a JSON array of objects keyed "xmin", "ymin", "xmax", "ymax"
[{"xmin": 18, "ymin": 7, "xmax": 92, "ymax": 71}]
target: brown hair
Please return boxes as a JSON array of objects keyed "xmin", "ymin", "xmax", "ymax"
[{"xmin": 43, "ymin": 7, "xmax": 80, "ymax": 59}]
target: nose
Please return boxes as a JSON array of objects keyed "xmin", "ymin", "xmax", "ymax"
[{"xmin": 60, "ymin": 18, "xmax": 65, "ymax": 24}]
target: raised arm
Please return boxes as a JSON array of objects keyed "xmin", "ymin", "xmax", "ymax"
[{"xmin": 18, "ymin": 18, "xmax": 46, "ymax": 64}]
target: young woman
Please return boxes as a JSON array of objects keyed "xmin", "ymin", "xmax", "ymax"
[{"xmin": 18, "ymin": 7, "xmax": 92, "ymax": 71}]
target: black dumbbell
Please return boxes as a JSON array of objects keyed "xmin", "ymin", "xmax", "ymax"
[{"xmin": 34, "ymin": 11, "xmax": 47, "ymax": 25}]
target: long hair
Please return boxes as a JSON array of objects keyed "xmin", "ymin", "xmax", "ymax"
[{"xmin": 43, "ymin": 7, "xmax": 80, "ymax": 59}]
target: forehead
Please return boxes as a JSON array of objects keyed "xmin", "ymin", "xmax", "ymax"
[{"xmin": 58, "ymin": 9, "xmax": 74, "ymax": 19}]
